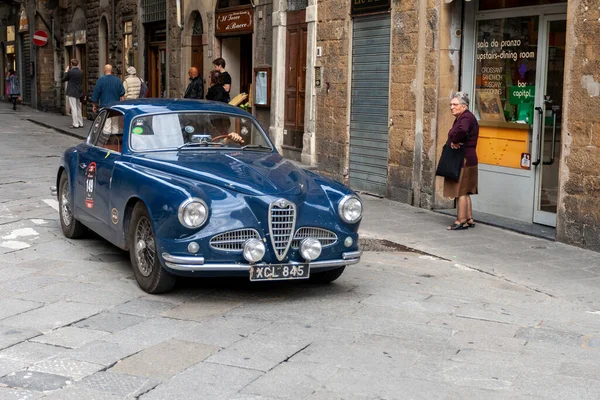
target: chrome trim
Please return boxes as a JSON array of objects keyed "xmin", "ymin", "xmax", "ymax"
[
  {"xmin": 162, "ymin": 255, "xmax": 361, "ymax": 272},
  {"xmin": 291, "ymin": 227, "xmax": 338, "ymax": 249},
  {"xmin": 50, "ymin": 186, "xmax": 57, "ymax": 197},
  {"xmin": 268, "ymin": 199, "xmax": 296, "ymax": 262},
  {"xmin": 210, "ymin": 228, "xmax": 261, "ymax": 252},
  {"xmin": 343, "ymin": 250, "xmax": 363, "ymax": 260},
  {"xmin": 178, "ymin": 198, "xmax": 208, "ymax": 229},
  {"xmin": 162, "ymin": 253, "xmax": 205, "ymax": 265},
  {"xmin": 338, "ymin": 194, "xmax": 363, "ymax": 224}
]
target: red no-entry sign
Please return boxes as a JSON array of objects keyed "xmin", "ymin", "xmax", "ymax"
[{"xmin": 32, "ymin": 30, "xmax": 48, "ymax": 47}]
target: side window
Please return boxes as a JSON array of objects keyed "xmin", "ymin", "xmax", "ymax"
[
  {"xmin": 97, "ymin": 110, "xmax": 125, "ymax": 152},
  {"xmin": 88, "ymin": 111, "xmax": 107, "ymax": 145}
]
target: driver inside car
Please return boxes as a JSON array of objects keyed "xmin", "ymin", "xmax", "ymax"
[{"xmin": 207, "ymin": 115, "xmax": 244, "ymax": 145}]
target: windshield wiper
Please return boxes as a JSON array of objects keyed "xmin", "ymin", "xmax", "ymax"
[
  {"xmin": 177, "ymin": 142, "xmax": 222, "ymax": 150},
  {"xmin": 241, "ymin": 144, "xmax": 272, "ymax": 151}
]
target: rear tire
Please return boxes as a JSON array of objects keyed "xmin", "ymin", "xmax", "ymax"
[
  {"xmin": 310, "ymin": 266, "xmax": 346, "ymax": 283},
  {"xmin": 58, "ymin": 172, "xmax": 87, "ymax": 239},
  {"xmin": 129, "ymin": 203, "xmax": 176, "ymax": 294}
]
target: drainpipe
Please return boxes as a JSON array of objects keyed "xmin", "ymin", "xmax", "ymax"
[{"xmin": 176, "ymin": 0, "xmax": 182, "ymax": 29}]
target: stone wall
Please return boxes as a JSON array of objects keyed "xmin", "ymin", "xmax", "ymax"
[
  {"xmin": 167, "ymin": 0, "xmax": 183, "ymax": 98},
  {"xmin": 314, "ymin": 0, "xmax": 352, "ymax": 183},
  {"xmin": 557, "ymin": 0, "xmax": 600, "ymax": 251}
]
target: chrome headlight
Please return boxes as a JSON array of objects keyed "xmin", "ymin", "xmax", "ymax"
[
  {"xmin": 338, "ymin": 195, "xmax": 363, "ymax": 224},
  {"xmin": 243, "ymin": 238, "xmax": 266, "ymax": 263},
  {"xmin": 300, "ymin": 238, "xmax": 322, "ymax": 261},
  {"xmin": 178, "ymin": 198, "xmax": 208, "ymax": 229}
]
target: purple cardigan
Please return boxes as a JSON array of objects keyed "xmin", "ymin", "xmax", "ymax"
[{"xmin": 447, "ymin": 109, "xmax": 479, "ymax": 167}]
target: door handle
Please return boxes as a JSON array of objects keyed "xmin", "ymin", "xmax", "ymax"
[
  {"xmin": 543, "ymin": 110, "xmax": 557, "ymax": 166},
  {"xmin": 79, "ymin": 163, "xmax": 87, "ymax": 169},
  {"xmin": 532, "ymin": 107, "xmax": 544, "ymax": 167}
]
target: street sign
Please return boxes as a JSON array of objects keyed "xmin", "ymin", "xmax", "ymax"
[{"xmin": 32, "ymin": 30, "xmax": 48, "ymax": 47}]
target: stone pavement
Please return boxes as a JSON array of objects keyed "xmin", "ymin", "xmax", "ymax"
[{"xmin": 1, "ymin": 100, "xmax": 600, "ymax": 399}]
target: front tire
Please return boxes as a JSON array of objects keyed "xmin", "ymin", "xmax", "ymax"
[
  {"xmin": 129, "ymin": 203, "xmax": 176, "ymax": 294},
  {"xmin": 58, "ymin": 172, "xmax": 86, "ymax": 239},
  {"xmin": 310, "ymin": 266, "xmax": 346, "ymax": 283}
]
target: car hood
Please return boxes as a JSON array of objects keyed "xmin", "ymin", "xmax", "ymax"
[{"xmin": 129, "ymin": 151, "xmax": 310, "ymax": 195}]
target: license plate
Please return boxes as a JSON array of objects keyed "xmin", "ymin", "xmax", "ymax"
[{"xmin": 249, "ymin": 264, "xmax": 310, "ymax": 281}]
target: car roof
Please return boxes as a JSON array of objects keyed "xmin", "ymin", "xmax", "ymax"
[{"xmin": 106, "ymin": 99, "xmax": 252, "ymax": 119}]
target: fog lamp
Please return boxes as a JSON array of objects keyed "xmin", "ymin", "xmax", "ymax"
[
  {"xmin": 243, "ymin": 239, "xmax": 266, "ymax": 263},
  {"xmin": 300, "ymin": 238, "xmax": 322, "ymax": 261},
  {"xmin": 344, "ymin": 237, "xmax": 353, "ymax": 248},
  {"xmin": 188, "ymin": 242, "xmax": 200, "ymax": 254}
]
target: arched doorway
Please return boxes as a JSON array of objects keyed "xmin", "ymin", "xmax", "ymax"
[
  {"xmin": 99, "ymin": 17, "xmax": 109, "ymax": 73},
  {"xmin": 191, "ymin": 11, "xmax": 204, "ymax": 76}
]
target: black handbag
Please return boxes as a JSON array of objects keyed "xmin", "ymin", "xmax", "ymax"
[{"xmin": 435, "ymin": 144, "xmax": 464, "ymax": 181}]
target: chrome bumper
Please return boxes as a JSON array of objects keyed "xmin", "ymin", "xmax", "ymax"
[
  {"xmin": 50, "ymin": 186, "xmax": 57, "ymax": 197},
  {"xmin": 162, "ymin": 250, "xmax": 363, "ymax": 272}
]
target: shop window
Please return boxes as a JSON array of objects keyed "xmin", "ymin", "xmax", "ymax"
[
  {"xmin": 479, "ymin": 0, "xmax": 565, "ymax": 11},
  {"xmin": 7, "ymin": 26, "xmax": 15, "ymax": 42},
  {"xmin": 288, "ymin": 0, "xmax": 308, "ymax": 11},
  {"xmin": 217, "ymin": 0, "xmax": 251, "ymax": 10},
  {"xmin": 474, "ymin": 16, "xmax": 539, "ymax": 168},
  {"xmin": 123, "ymin": 21, "xmax": 134, "ymax": 69},
  {"xmin": 142, "ymin": 0, "xmax": 166, "ymax": 23}
]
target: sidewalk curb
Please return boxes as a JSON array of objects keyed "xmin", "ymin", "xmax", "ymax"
[{"xmin": 27, "ymin": 118, "xmax": 87, "ymax": 141}]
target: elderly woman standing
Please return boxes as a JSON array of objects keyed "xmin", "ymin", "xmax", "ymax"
[{"xmin": 444, "ymin": 92, "xmax": 479, "ymax": 230}]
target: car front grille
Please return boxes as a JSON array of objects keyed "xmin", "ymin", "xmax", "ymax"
[
  {"xmin": 291, "ymin": 227, "xmax": 338, "ymax": 249},
  {"xmin": 268, "ymin": 199, "xmax": 296, "ymax": 261},
  {"xmin": 210, "ymin": 229, "xmax": 261, "ymax": 252}
]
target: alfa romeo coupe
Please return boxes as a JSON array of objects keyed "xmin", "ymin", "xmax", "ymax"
[{"xmin": 53, "ymin": 100, "xmax": 363, "ymax": 293}]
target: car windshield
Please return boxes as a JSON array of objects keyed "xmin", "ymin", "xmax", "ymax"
[{"xmin": 129, "ymin": 112, "xmax": 273, "ymax": 152}]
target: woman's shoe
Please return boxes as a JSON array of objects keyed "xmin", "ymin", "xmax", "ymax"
[
  {"xmin": 466, "ymin": 218, "xmax": 475, "ymax": 228},
  {"xmin": 447, "ymin": 220, "xmax": 468, "ymax": 230}
]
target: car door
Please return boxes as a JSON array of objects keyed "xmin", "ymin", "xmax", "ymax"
[{"xmin": 76, "ymin": 109, "xmax": 124, "ymax": 238}]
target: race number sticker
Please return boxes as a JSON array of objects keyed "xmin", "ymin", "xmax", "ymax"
[{"xmin": 85, "ymin": 162, "xmax": 97, "ymax": 209}]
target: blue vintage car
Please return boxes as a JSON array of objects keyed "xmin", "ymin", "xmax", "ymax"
[{"xmin": 54, "ymin": 99, "xmax": 363, "ymax": 293}]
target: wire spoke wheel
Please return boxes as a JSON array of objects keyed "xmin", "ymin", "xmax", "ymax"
[
  {"xmin": 134, "ymin": 216, "xmax": 156, "ymax": 277},
  {"xmin": 60, "ymin": 179, "xmax": 73, "ymax": 227}
]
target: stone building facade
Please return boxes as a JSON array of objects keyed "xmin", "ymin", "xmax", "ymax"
[{"xmin": 313, "ymin": 0, "xmax": 600, "ymax": 252}]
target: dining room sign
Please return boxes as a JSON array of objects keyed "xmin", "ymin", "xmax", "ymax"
[{"xmin": 215, "ymin": 8, "xmax": 254, "ymax": 36}]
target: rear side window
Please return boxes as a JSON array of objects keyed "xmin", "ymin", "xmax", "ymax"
[{"xmin": 87, "ymin": 111, "xmax": 106, "ymax": 145}]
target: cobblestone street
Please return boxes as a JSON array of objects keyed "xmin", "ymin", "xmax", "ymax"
[{"xmin": 0, "ymin": 103, "xmax": 599, "ymax": 399}]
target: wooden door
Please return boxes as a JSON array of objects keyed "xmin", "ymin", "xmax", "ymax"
[
  {"xmin": 284, "ymin": 10, "xmax": 307, "ymax": 149},
  {"xmin": 148, "ymin": 45, "xmax": 166, "ymax": 98},
  {"xmin": 191, "ymin": 35, "xmax": 203, "ymax": 77}
]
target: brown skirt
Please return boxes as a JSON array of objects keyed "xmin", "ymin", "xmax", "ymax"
[{"xmin": 443, "ymin": 161, "xmax": 478, "ymax": 199}]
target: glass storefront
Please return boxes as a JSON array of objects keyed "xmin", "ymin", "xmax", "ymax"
[{"xmin": 464, "ymin": 1, "xmax": 567, "ymax": 226}]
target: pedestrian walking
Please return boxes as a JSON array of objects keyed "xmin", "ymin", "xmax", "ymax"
[
  {"xmin": 122, "ymin": 66, "xmax": 143, "ymax": 100},
  {"xmin": 62, "ymin": 59, "xmax": 84, "ymax": 128},
  {"xmin": 5, "ymin": 69, "xmax": 20, "ymax": 111},
  {"xmin": 212, "ymin": 58, "xmax": 231, "ymax": 100},
  {"xmin": 183, "ymin": 67, "xmax": 204, "ymax": 99},
  {"xmin": 90, "ymin": 64, "xmax": 125, "ymax": 114},
  {"xmin": 205, "ymin": 71, "xmax": 228, "ymax": 103},
  {"xmin": 443, "ymin": 92, "xmax": 479, "ymax": 230}
]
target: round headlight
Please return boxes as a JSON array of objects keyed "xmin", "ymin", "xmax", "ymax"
[
  {"xmin": 300, "ymin": 238, "xmax": 322, "ymax": 261},
  {"xmin": 338, "ymin": 195, "xmax": 363, "ymax": 224},
  {"xmin": 243, "ymin": 239, "xmax": 266, "ymax": 263},
  {"xmin": 178, "ymin": 198, "xmax": 208, "ymax": 229}
]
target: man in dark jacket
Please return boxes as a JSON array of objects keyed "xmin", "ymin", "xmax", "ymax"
[
  {"xmin": 62, "ymin": 59, "xmax": 84, "ymax": 128},
  {"xmin": 90, "ymin": 64, "xmax": 125, "ymax": 113},
  {"xmin": 184, "ymin": 67, "xmax": 204, "ymax": 99}
]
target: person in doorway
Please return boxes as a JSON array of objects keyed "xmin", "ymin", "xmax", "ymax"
[
  {"xmin": 212, "ymin": 58, "xmax": 231, "ymax": 100},
  {"xmin": 62, "ymin": 59, "xmax": 84, "ymax": 128},
  {"xmin": 205, "ymin": 71, "xmax": 228, "ymax": 103},
  {"xmin": 183, "ymin": 67, "xmax": 204, "ymax": 99},
  {"xmin": 122, "ymin": 66, "xmax": 142, "ymax": 100},
  {"xmin": 443, "ymin": 91, "xmax": 479, "ymax": 230},
  {"xmin": 6, "ymin": 69, "xmax": 20, "ymax": 111},
  {"xmin": 90, "ymin": 64, "xmax": 125, "ymax": 114}
]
